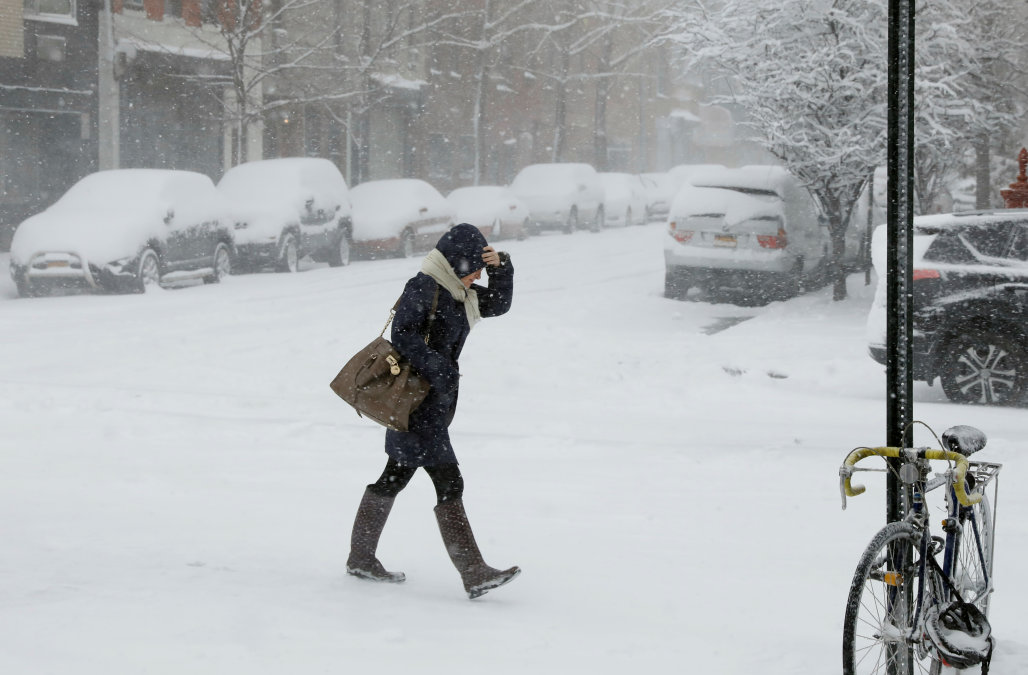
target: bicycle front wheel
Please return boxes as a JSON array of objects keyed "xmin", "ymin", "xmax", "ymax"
[
  {"xmin": 951, "ymin": 492, "xmax": 994, "ymax": 616},
  {"xmin": 843, "ymin": 522, "xmax": 937, "ymax": 675}
]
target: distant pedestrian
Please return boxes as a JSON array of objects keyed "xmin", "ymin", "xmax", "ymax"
[{"xmin": 345, "ymin": 223, "xmax": 520, "ymax": 599}]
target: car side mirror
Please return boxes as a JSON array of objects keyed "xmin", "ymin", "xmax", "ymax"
[{"xmin": 163, "ymin": 208, "xmax": 175, "ymax": 224}]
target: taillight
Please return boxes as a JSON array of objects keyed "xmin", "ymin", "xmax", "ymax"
[
  {"xmin": 757, "ymin": 227, "xmax": 788, "ymax": 249},
  {"xmin": 913, "ymin": 269, "xmax": 941, "ymax": 281},
  {"xmin": 668, "ymin": 221, "xmax": 693, "ymax": 242}
]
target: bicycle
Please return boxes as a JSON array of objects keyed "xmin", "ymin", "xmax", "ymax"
[{"xmin": 838, "ymin": 424, "xmax": 1001, "ymax": 675}]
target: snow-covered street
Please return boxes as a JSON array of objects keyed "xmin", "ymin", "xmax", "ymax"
[{"xmin": 1, "ymin": 222, "xmax": 1026, "ymax": 674}]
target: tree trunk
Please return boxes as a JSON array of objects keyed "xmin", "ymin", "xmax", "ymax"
[
  {"xmin": 552, "ymin": 50, "xmax": 570, "ymax": 162},
  {"xmin": 593, "ymin": 34, "xmax": 613, "ymax": 170},
  {"xmin": 975, "ymin": 131, "xmax": 991, "ymax": 210},
  {"xmin": 472, "ymin": 0, "xmax": 492, "ymax": 185},
  {"xmin": 831, "ymin": 222, "xmax": 848, "ymax": 301}
]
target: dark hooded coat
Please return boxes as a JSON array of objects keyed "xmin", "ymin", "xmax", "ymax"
[{"xmin": 385, "ymin": 224, "xmax": 514, "ymax": 466}]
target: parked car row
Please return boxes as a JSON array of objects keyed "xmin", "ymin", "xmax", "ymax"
[{"xmin": 8, "ymin": 159, "xmax": 673, "ymax": 298}]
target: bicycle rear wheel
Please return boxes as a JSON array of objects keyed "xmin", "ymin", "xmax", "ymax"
[
  {"xmin": 843, "ymin": 522, "xmax": 937, "ymax": 675},
  {"xmin": 951, "ymin": 493, "xmax": 993, "ymax": 616}
]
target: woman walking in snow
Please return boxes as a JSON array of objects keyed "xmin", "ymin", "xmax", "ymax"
[{"xmin": 345, "ymin": 223, "xmax": 520, "ymax": 599}]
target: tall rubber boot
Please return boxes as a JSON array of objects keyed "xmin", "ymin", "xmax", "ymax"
[
  {"xmin": 346, "ymin": 488, "xmax": 405, "ymax": 583},
  {"xmin": 434, "ymin": 498, "xmax": 520, "ymax": 599}
]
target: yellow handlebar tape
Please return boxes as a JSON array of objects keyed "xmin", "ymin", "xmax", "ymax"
[{"xmin": 841, "ymin": 446, "xmax": 981, "ymax": 507}]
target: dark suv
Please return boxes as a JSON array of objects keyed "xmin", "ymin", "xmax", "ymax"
[{"xmin": 868, "ymin": 210, "xmax": 1028, "ymax": 405}]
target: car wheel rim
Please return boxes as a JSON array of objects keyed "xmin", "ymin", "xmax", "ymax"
[
  {"xmin": 140, "ymin": 252, "xmax": 160, "ymax": 287},
  {"xmin": 285, "ymin": 237, "xmax": 298, "ymax": 272},
  {"xmin": 953, "ymin": 344, "xmax": 1019, "ymax": 404},
  {"xmin": 215, "ymin": 245, "xmax": 231, "ymax": 278}
]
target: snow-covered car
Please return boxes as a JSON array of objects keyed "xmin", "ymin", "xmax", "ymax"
[
  {"xmin": 217, "ymin": 158, "xmax": 353, "ymax": 273},
  {"xmin": 663, "ymin": 165, "xmax": 828, "ymax": 302},
  {"xmin": 598, "ymin": 173, "xmax": 648, "ymax": 227},
  {"xmin": 9, "ymin": 169, "xmax": 234, "ymax": 296},
  {"xmin": 510, "ymin": 163, "xmax": 605, "ymax": 233},
  {"xmin": 446, "ymin": 185, "xmax": 529, "ymax": 241},
  {"xmin": 350, "ymin": 179, "xmax": 456, "ymax": 258},
  {"xmin": 667, "ymin": 164, "xmax": 727, "ymax": 197},
  {"xmin": 639, "ymin": 172, "xmax": 675, "ymax": 220},
  {"xmin": 867, "ymin": 211, "xmax": 1028, "ymax": 405}
]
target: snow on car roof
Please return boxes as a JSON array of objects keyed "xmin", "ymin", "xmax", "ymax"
[
  {"xmin": 689, "ymin": 165, "xmax": 794, "ymax": 196},
  {"xmin": 912, "ymin": 209, "xmax": 1028, "ymax": 232},
  {"xmin": 218, "ymin": 158, "xmax": 346, "ymax": 204},
  {"xmin": 511, "ymin": 163, "xmax": 596, "ymax": 188},
  {"xmin": 670, "ymin": 184, "xmax": 784, "ymax": 225},
  {"xmin": 351, "ymin": 178, "xmax": 440, "ymax": 203},
  {"xmin": 54, "ymin": 169, "xmax": 213, "ymax": 211}
]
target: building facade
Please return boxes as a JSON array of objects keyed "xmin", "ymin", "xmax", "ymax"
[{"xmin": 1, "ymin": 0, "xmax": 99, "ymax": 248}]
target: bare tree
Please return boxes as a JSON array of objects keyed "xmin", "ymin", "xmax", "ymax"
[
  {"xmin": 582, "ymin": 1, "xmax": 672, "ymax": 170},
  {"xmin": 428, "ymin": 0, "xmax": 541, "ymax": 184}
]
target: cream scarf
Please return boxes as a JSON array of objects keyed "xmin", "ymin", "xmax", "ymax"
[{"xmin": 421, "ymin": 249, "xmax": 482, "ymax": 329}]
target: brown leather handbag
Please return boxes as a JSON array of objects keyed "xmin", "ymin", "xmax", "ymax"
[{"xmin": 329, "ymin": 288, "xmax": 438, "ymax": 432}]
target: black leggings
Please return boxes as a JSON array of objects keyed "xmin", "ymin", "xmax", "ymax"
[{"xmin": 367, "ymin": 458, "xmax": 464, "ymax": 503}]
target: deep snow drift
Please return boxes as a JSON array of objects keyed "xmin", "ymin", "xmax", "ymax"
[{"xmin": 1, "ymin": 223, "xmax": 1025, "ymax": 674}]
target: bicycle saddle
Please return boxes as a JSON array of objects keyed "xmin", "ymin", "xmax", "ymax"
[{"xmin": 941, "ymin": 425, "xmax": 987, "ymax": 456}]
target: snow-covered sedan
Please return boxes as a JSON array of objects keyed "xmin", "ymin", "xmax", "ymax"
[
  {"xmin": 510, "ymin": 163, "xmax": 605, "ymax": 233},
  {"xmin": 350, "ymin": 179, "xmax": 456, "ymax": 258},
  {"xmin": 9, "ymin": 169, "xmax": 234, "ymax": 296},
  {"xmin": 639, "ymin": 172, "xmax": 675, "ymax": 220},
  {"xmin": 446, "ymin": 185, "xmax": 529, "ymax": 241},
  {"xmin": 599, "ymin": 172, "xmax": 648, "ymax": 227},
  {"xmin": 217, "ymin": 158, "xmax": 353, "ymax": 273}
]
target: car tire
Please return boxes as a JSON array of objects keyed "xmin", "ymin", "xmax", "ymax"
[
  {"xmin": 625, "ymin": 207, "xmax": 633, "ymax": 227},
  {"xmin": 328, "ymin": 228, "xmax": 352, "ymax": 267},
  {"xmin": 664, "ymin": 267, "xmax": 692, "ymax": 300},
  {"xmin": 591, "ymin": 207, "xmax": 604, "ymax": 233},
  {"xmin": 14, "ymin": 274, "xmax": 38, "ymax": 298},
  {"xmin": 564, "ymin": 208, "xmax": 578, "ymax": 234},
  {"xmin": 204, "ymin": 242, "xmax": 232, "ymax": 284},
  {"xmin": 277, "ymin": 233, "xmax": 299, "ymax": 273},
  {"xmin": 134, "ymin": 248, "xmax": 161, "ymax": 293},
  {"xmin": 491, "ymin": 218, "xmax": 502, "ymax": 239},
  {"xmin": 939, "ymin": 330, "xmax": 1028, "ymax": 405},
  {"xmin": 400, "ymin": 229, "xmax": 415, "ymax": 258},
  {"xmin": 518, "ymin": 218, "xmax": 529, "ymax": 241}
]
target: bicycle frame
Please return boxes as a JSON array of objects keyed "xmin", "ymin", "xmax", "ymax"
[{"xmin": 840, "ymin": 438, "xmax": 1000, "ymax": 675}]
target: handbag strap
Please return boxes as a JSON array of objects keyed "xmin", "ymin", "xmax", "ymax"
[{"xmin": 380, "ymin": 285, "xmax": 440, "ymax": 344}]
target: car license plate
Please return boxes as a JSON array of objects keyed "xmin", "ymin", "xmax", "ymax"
[
  {"xmin": 713, "ymin": 234, "xmax": 737, "ymax": 248},
  {"xmin": 46, "ymin": 260, "xmax": 70, "ymax": 268}
]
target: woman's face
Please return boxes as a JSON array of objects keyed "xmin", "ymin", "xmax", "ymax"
[{"xmin": 460, "ymin": 268, "xmax": 482, "ymax": 289}]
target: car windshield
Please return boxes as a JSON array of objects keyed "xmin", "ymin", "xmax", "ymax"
[{"xmin": 923, "ymin": 223, "xmax": 1014, "ymax": 263}]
